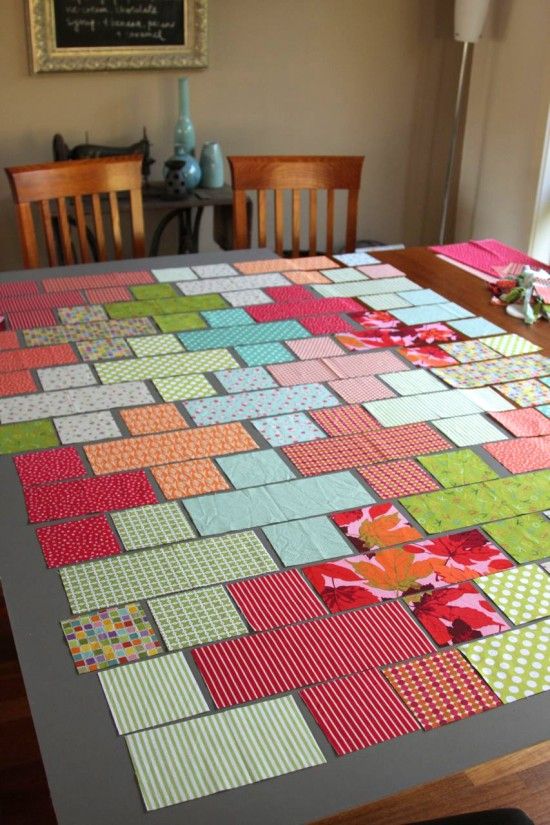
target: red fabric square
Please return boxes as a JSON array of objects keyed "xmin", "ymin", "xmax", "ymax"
[
  {"xmin": 227, "ymin": 569, "xmax": 327, "ymax": 631},
  {"xmin": 263, "ymin": 285, "xmax": 313, "ymax": 302},
  {"xmin": 0, "ymin": 281, "xmax": 40, "ymax": 297},
  {"xmin": 0, "ymin": 370, "xmax": 37, "ymax": 397},
  {"xmin": 14, "ymin": 446, "xmax": 87, "ymax": 487},
  {"xmin": 489, "ymin": 408, "xmax": 550, "ymax": 437},
  {"xmin": 24, "ymin": 469, "xmax": 157, "ymax": 522},
  {"xmin": 358, "ymin": 459, "xmax": 440, "ymax": 498},
  {"xmin": 0, "ymin": 343, "xmax": 78, "ymax": 373},
  {"xmin": 8, "ymin": 310, "xmax": 57, "ymax": 329},
  {"xmin": 36, "ymin": 514, "xmax": 121, "ymax": 568},
  {"xmin": 42, "ymin": 270, "xmax": 154, "ymax": 292},
  {"xmin": 246, "ymin": 297, "xmax": 362, "ymax": 323},
  {"xmin": 0, "ymin": 331, "xmax": 20, "ymax": 350},
  {"xmin": 85, "ymin": 286, "xmax": 133, "ymax": 303},
  {"xmin": 483, "ymin": 436, "xmax": 550, "ymax": 473},
  {"xmin": 300, "ymin": 315, "xmax": 359, "ymax": 335},
  {"xmin": 310, "ymin": 404, "xmax": 381, "ymax": 436},
  {"xmin": 0, "ymin": 292, "xmax": 84, "ymax": 312}
]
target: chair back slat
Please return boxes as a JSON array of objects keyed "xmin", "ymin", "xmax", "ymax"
[
  {"xmin": 228, "ymin": 155, "xmax": 363, "ymax": 256},
  {"xmin": 5, "ymin": 156, "xmax": 145, "ymax": 269}
]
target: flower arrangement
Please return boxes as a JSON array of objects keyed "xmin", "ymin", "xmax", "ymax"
[{"xmin": 489, "ymin": 266, "xmax": 550, "ymax": 325}]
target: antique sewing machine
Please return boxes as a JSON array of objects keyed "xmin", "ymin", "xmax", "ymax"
[{"xmin": 52, "ymin": 128, "xmax": 155, "ymax": 182}]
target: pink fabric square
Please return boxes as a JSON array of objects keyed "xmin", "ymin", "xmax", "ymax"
[
  {"xmin": 263, "ymin": 285, "xmax": 312, "ymax": 302},
  {"xmin": 430, "ymin": 239, "xmax": 547, "ymax": 278},
  {"xmin": 300, "ymin": 315, "xmax": 359, "ymax": 335},
  {"xmin": 227, "ymin": 569, "xmax": 327, "ymax": 631},
  {"xmin": 328, "ymin": 375, "xmax": 396, "ymax": 403},
  {"xmin": 0, "ymin": 291, "xmax": 84, "ymax": 312},
  {"xmin": 36, "ymin": 514, "xmax": 121, "ymax": 568},
  {"xmin": 300, "ymin": 669, "xmax": 419, "ymax": 756},
  {"xmin": 42, "ymin": 270, "xmax": 154, "ymax": 292},
  {"xmin": 357, "ymin": 459, "xmax": 440, "ymax": 498},
  {"xmin": 9, "ymin": 310, "xmax": 57, "ymax": 329},
  {"xmin": 324, "ymin": 350, "xmax": 410, "ymax": 378},
  {"xmin": 85, "ymin": 286, "xmax": 133, "ymax": 303},
  {"xmin": 489, "ymin": 408, "xmax": 550, "ymax": 437},
  {"xmin": 310, "ymin": 404, "xmax": 381, "ymax": 436},
  {"xmin": 483, "ymin": 436, "xmax": 550, "ymax": 473},
  {"xmin": 0, "ymin": 281, "xmax": 39, "ymax": 297},
  {"xmin": 24, "ymin": 469, "xmax": 157, "ymax": 522},
  {"xmin": 357, "ymin": 263, "xmax": 406, "ymax": 278},
  {"xmin": 267, "ymin": 359, "xmax": 338, "ymax": 386},
  {"xmin": 286, "ymin": 337, "xmax": 344, "ymax": 359},
  {"xmin": 0, "ymin": 331, "xmax": 20, "ymax": 350},
  {"xmin": 246, "ymin": 297, "xmax": 362, "ymax": 323},
  {"xmin": 14, "ymin": 446, "xmax": 87, "ymax": 487},
  {"xmin": 0, "ymin": 370, "xmax": 37, "ymax": 397}
]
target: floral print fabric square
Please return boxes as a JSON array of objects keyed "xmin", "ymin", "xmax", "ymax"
[{"xmin": 331, "ymin": 503, "xmax": 422, "ymax": 553}]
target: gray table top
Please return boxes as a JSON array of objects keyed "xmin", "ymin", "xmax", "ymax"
[{"xmin": 0, "ymin": 249, "xmax": 548, "ymax": 825}]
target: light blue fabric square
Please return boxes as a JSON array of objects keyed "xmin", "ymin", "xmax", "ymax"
[
  {"xmin": 215, "ymin": 366, "xmax": 277, "ymax": 393},
  {"xmin": 252, "ymin": 412, "xmax": 326, "ymax": 446},
  {"xmin": 320, "ymin": 267, "xmax": 368, "ymax": 283},
  {"xmin": 397, "ymin": 289, "xmax": 448, "ymax": 305},
  {"xmin": 216, "ymin": 450, "xmax": 296, "ymax": 488},
  {"xmin": 235, "ymin": 343, "xmax": 295, "ymax": 367},
  {"xmin": 263, "ymin": 516, "xmax": 353, "ymax": 565},
  {"xmin": 449, "ymin": 317, "xmax": 505, "ymax": 337},
  {"xmin": 390, "ymin": 303, "xmax": 473, "ymax": 325},
  {"xmin": 178, "ymin": 320, "xmax": 309, "ymax": 351},
  {"xmin": 151, "ymin": 267, "xmax": 197, "ymax": 282},
  {"xmin": 333, "ymin": 252, "xmax": 380, "ymax": 266},
  {"xmin": 201, "ymin": 308, "xmax": 255, "ymax": 328},
  {"xmin": 537, "ymin": 404, "xmax": 550, "ymax": 417},
  {"xmin": 183, "ymin": 471, "xmax": 374, "ymax": 535}
]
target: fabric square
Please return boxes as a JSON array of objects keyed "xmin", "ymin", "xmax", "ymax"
[
  {"xmin": 149, "ymin": 586, "xmax": 247, "ymax": 650},
  {"xmin": 127, "ymin": 334, "xmax": 183, "ymax": 357},
  {"xmin": 379, "ymin": 370, "xmax": 446, "ymax": 396},
  {"xmin": 328, "ymin": 375, "xmax": 396, "ymax": 403},
  {"xmin": 482, "ymin": 514, "xmax": 550, "ymax": 563},
  {"xmin": 0, "ymin": 281, "xmax": 39, "ymax": 297},
  {"xmin": 324, "ymin": 350, "xmax": 410, "ymax": 378},
  {"xmin": 247, "ymin": 297, "xmax": 362, "ymax": 323},
  {"xmin": 496, "ymin": 379, "xmax": 550, "ymax": 408},
  {"xmin": 300, "ymin": 315, "xmax": 359, "ymax": 335},
  {"xmin": 111, "ymin": 501, "xmax": 195, "ymax": 550},
  {"xmin": 480, "ymin": 333, "xmax": 541, "ymax": 357},
  {"xmin": 54, "ymin": 411, "xmax": 121, "ymax": 444},
  {"xmin": 335, "ymin": 252, "xmax": 381, "ymax": 266},
  {"xmin": 441, "ymin": 340, "xmax": 504, "ymax": 363},
  {"xmin": 310, "ymin": 404, "xmax": 381, "ymax": 436},
  {"xmin": 489, "ymin": 407, "xmax": 550, "ymax": 437},
  {"xmin": 304, "ymin": 529, "xmax": 513, "ymax": 612},
  {"xmin": 314, "ymin": 277, "xmax": 419, "ymax": 299},
  {"xmin": 8, "ymin": 309, "xmax": 58, "ymax": 329},
  {"xmin": 38, "ymin": 363, "xmax": 96, "ymax": 391},
  {"xmin": 458, "ymin": 387, "xmax": 515, "ymax": 413},
  {"xmin": 539, "ymin": 404, "xmax": 550, "ymax": 417},
  {"xmin": 448, "ymin": 317, "xmax": 505, "ymax": 337},
  {"xmin": 483, "ymin": 435, "xmax": 550, "ymax": 473},
  {"xmin": 42, "ymin": 270, "xmax": 154, "ymax": 292},
  {"xmin": 228, "ymin": 569, "xmax": 327, "ymax": 631},
  {"xmin": 357, "ymin": 459, "xmax": 439, "ymax": 498},
  {"xmin": 131, "ymin": 284, "xmax": 177, "ymax": 300},
  {"xmin": 300, "ymin": 669, "xmax": 419, "ymax": 756},
  {"xmin": 286, "ymin": 336, "xmax": 343, "ymax": 359},
  {"xmin": 120, "ymin": 403, "xmax": 188, "ymax": 435},
  {"xmin": 76, "ymin": 337, "xmax": 133, "ymax": 361},
  {"xmin": 389, "ymin": 303, "xmax": 473, "ymax": 325},
  {"xmin": 320, "ymin": 266, "xmax": 368, "ymax": 283},
  {"xmin": 432, "ymin": 414, "xmax": 509, "ymax": 446},
  {"xmin": 285, "ymin": 269, "xmax": 331, "ymax": 284},
  {"xmin": 461, "ymin": 619, "xmax": 550, "ymax": 703},
  {"xmin": 179, "ymin": 319, "xmax": 309, "ymax": 351},
  {"xmin": 397, "ymin": 288, "xmax": 448, "ymax": 305},
  {"xmin": 152, "ymin": 458, "xmax": 231, "ymax": 499},
  {"xmin": 223, "ymin": 288, "xmax": 273, "ymax": 306},
  {"xmin": 384, "ymin": 649, "xmax": 501, "ymax": 730},
  {"xmin": 84, "ymin": 286, "xmax": 133, "ymax": 303},
  {"xmin": 0, "ymin": 330, "xmax": 20, "ymax": 350},
  {"xmin": 418, "ymin": 449, "xmax": 498, "ymax": 487},
  {"xmin": 216, "ymin": 450, "xmax": 296, "ymax": 488},
  {"xmin": 151, "ymin": 266, "xmax": 197, "ymax": 282},
  {"xmin": 125, "ymin": 695, "xmax": 326, "ymax": 811},
  {"xmin": 264, "ymin": 284, "xmax": 313, "ymax": 301},
  {"xmin": 331, "ymin": 502, "xmax": 422, "ymax": 554},
  {"xmin": 0, "ymin": 343, "xmax": 78, "ymax": 374},
  {"xmin": 13, "ymin": 445, "xmax": 86, "ymax": 486},
  {"xmin": 153, "ymin": 374, "xmax": 216, "ymax": 403},
  {"xmin": 336, "ymin": 322, "xmax": 461, "ymax": 352},
  {"xmin": 193, "ymin": 262, "xmax": 237, "ymax": 278},
  {"xmin": 0, "ymin": 370, "xmax": 37, "ymax": 397},
  {"xmin": 397, "ymin": 346, "xmax": 458, "ymax": 368},
  {"xmin": 0, "ymin": 419, "xmax": 58, "ymax": 455},
  {"xmin": 263, "ymin": 515, "xmax": 352, "ymax": 566},
  {"xmin": 154, "ymin": 313, "xmax": 207, "ymax": 332},
  {"xmin": 476, "ymin": 564, "xmax": 550, "ymax": 625},
  {"xmin": 215, "ymin": 366, "xmax": 278, "ymax": 393},
  {"xmin": 36, "ymin": 514, "xmax": 121, "ymax": 568},
  {"xmin": 61, "ymin": 603, "xmax": 161, "ymax": 674},
  {"xmin": 358, "ymin": 293, "xmax": 412, "ymax": 310},
  {"xmin": 252, "ymin": 412, "xmax": 326, "ymax": 446},
  {"xmin": 24, "ymin": 469, "xmax": 157, "ymax": 522},
  {"xmin": 200, "ymin": 308, "xmax": 255, "ymax": 327},
  {"xmin": 177, "ymin": 273, "xmax": 287, "ymax": 296},
  {"xmin": 267, "ymin": 359, "xmax": 337, "ymax": 386},
  {"xmin": 357, "ymin": 263, "xmax": 405, "ymax": 278},
  {"xmin": 99, "ymin": 652, "xmax": 208, "ymax": 735},
  {"xmin": 94, "ymin": 348, "xmax": 238, "ymax": 384},
  {"xmin": 432, "ymin": 354, "xmax": 550, "ymax": 389},
  {"xmin": 57, "ymin": 305, "xmax": 108, "ymax": 324},
  {"xmin": 235, "ymin": 342, "xmax": 295, "ymax": 366},
  {"xmin": 234, "ymin": 256, "xmax": 337, "ymax": 274},
  {"xmin": 404, "ymin": 581, "xmax": 509, "ymax": 646}
]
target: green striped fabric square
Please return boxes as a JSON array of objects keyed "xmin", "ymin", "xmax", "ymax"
[
  {"xmin": 149, "ymin": 586, "xmax": 248, "ymax": 650},
  {"xmin": 99, "ymin": 651, "xmax": 209, "ymax": 734},
  {"xmin": 480, "ymin": 333, "xmax": 541, "ymax": 357},
  {"xmin": 125, "ymin": 695, "xmax": 326, "ymax": 810},
  {"xmin": 111, "ymin": 502, "xmax": 195, "ymax": 550}
]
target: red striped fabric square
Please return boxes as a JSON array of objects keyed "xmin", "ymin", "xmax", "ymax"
[
  {"xmin": 227, "ymin": 569, "xmax": 327, "ymax": 631},
  {"xmin": 8, "ymin": 309, "xmax": 58, "ymax": 329},
  {"xmin": 246, "ymin": 298, "xmax": 362, "ymax": 323},
  {"xmin": 42, "ymin": 270, "xmax": 154, "ymax": 292},
  {"xmin": 192, "ymin": 601, "xmax": 435, "ymax": 708},
  {"xmin": 85, "ymin": 286, "xmax": 133, "ymax": 303},
  {"xmin": 300, "ymin": 669, "xmax": 420, "ymax": 755},
  {"xmin": 14, "ymin": 446, "xmax": 87, "ymax": 487},
  {"xmin": 0, "ymin": 280, "xmax": 40, "ymax": 297},
  {"xmin": 0, "ymin": 292, "xmax": 84, "ymax": 312}
]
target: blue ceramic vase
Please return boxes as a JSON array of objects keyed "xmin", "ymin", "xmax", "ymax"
[
  {"xmin": 200, "ymin": 141, "xmax": 224, "ymax": 188},
  {"xmin": 174, "ymin": 77, "xmax": 196, "ymax": 156},
  {"xmin": 163, "ymin": 153, "xmax": 202, "ymax": 197}
]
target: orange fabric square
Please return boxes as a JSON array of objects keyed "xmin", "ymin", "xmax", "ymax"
[
  {"xmin": 84, "ymin": 423, "xmax": 258, "ymax": 474},
  {"xmin": 120, "ymin": 403, "xmax": 188, "ymax": 435},
  {"xmin": 285, "ymin": 270, "xmax": 331, "ymax": 284},
  {"xmin": 0, "ymin": 370, "xmax": 37, "ymax": 397},
  {"xmin": 152, "ymin": 458, "xmax": 230, "ymax": 499}
]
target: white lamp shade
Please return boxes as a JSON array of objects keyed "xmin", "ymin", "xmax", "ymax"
[{"xmin": 454, "ymin": 0, "xmax": 491, "ymax": 42}]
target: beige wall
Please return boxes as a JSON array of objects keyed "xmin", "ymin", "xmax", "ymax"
[
  {"xmin": 0, "ymin": 0, "xmax": 462, "ymax": 271},
  {"xmin": 456, "ymin": 0, "xmax": 550, "ymax": 254}
]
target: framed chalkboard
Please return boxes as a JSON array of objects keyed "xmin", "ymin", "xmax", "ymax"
[{"xmin": 25, "ymin": 0, "xmax": 207, "ymax": 73}]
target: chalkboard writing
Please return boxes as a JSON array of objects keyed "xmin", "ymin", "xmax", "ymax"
[{"xmin": 53, "ymin": 0, "xmax": 185, "ymax": 49}]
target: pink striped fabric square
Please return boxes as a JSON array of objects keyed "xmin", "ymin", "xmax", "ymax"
[
  {"xmin": 9, "ymin": 309, "xmax": 57, "ymax": 329},
  {"xmin": 357, "ymin": 459, "xmax": 440, "ymax": 498},
  {"xmin": 0, "ymin": 281, "xmax": 39, "ymax": 297},
  {"xmin": 286, "ymin": 337, "xmax": 344, "ymax": 360},
  {"xmin": 267, "ymin": 359, "xmax": 338, "ymax": 386},
  {"xmin": 328, "ymin": 375, "xmax": 396, "ymax": 403},
  {"xmin": 227, "ymin": 569, "xmax": 327, "ymax": 631},
  {"xmin": 310, "ymin": 404, "xmax": 381, "ymax": 436},
  {"xmin": 324, "ymin": 350, "xmax": 410, "ymax": 378},
  {"xmin": 0, "ymin": 292, "xmax": 84, "ymax": 312},
  {"xmin": 300, "ymin": 315, "xmax": 359, "ymax": 335},
  {"xmin": 85, "ymin": 286, "xmax": 133, "ymax": 303},
  {"xmin": 300, "ymin": 669, "xmax": 420, "ymax": 755},
  {"xmin": 264, "ymin": 285, "xmax": 312, "ymax": 302},
  {"xmin": 42, "ymin": 270, "xmax": 154, "ymax": 292},
  {"xmin": 192, "ymin": 601, "xmax": 435, "ymax": 708},
  {"xmin": 357, "ymin": 264, "xmax": 406, "ymax": 278}
]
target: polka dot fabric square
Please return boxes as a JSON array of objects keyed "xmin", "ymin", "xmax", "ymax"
[
  {"xmin": 357, "ymin": 459, "xmax": 440, "ymax": 498},
  {"xmin": 36, "ymin": 514, "xmax": 121, "ymax": 568},
  {"xmin": 13, "ymin": 446, "xmax": 87, "ymax": 487},
  {"xmin": 61, "ymin": 603, "xmax": 162, "ymax": 674},
  {"xmin": 476, "ymin": 564, "xmax": 550, "ymax": 626},
  {"xmin": 120, "ymin": 403, "xmax": 188, "ymax": 435},
  {"xmin": 252, "ymin": 413, "xmax": 326, "ymax": 447},
  {"xmin": 383, "ymin": 648, "xmax": 501, "ymax": 730}
]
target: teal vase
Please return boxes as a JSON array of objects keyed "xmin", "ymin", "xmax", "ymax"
[
  {"xmin": 200, "ymin": 141, "xmax": 224, "ymax": 188},
  {"xmin": 174, "ymin": 77, "xmax": 195, "ymax": 156}
]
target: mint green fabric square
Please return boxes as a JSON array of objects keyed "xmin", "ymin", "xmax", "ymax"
[
  {"xmin": 111, "ymin": 502, "xmax": 195, "ymax": 550},
  {"xmin": 235, "ymin": 343, "xmax": 295, "ymax": 367},
  {"xmin": 216, "ymin": 450, "xmax": 296, "ymax": 488},
  {"xmin": 201, "ymin": 308, "xmax": 255, "ymax": 327},
  {"xmin": 263, "ymin": 516, "xmax": 353, "ymax": 566}
]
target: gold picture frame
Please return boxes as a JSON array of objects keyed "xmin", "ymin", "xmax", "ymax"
[{"xmin": 26, "ymin": 0, "xmax": 208, "ymax": 73}]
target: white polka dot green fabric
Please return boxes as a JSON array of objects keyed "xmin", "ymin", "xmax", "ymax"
[
  {"xmin": 148, "ymin": 586, "xmax": 248, "ymax": 650},
  {"xmin": 111, "ymin": 502, "xmax": 195, "ymax": 550},
  {"xmin": 461, "ymin": 618, "xmax": 550, "ymax": 703},
  {"xmin": 94, "ymin": 349, "xmax": 239, "ymax": 384},
  {"xmin": 127, "ymin": 334, "xmax": 183, "ymax": 357},
  {"xmin": 476, "ymin": 564, "xmax": 550, "ymax": 625},
  {"xmin": 152, "ymin": 373, "xmax": 216, "ymax": 402}
]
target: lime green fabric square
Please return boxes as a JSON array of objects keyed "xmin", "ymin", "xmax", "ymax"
[
  {"xmin": 131, "ymin": 284, "xmax": 177, "ymax": 300},
  {"xmin": 476, "ymin": 564, "xmax": 550, "ymax": 625},
  {"xmin": 154, "ymin": 313, "xmax": 207, "ymax": 332},
  {"xmin": 482, "ymin": 514, "xmax": 550, "ymax": 563},
  {"xmin": 153, "ymin": 373, "xmax": 216, "ymax": 402},
  {"xmin": 0, "ymin": 419, "xmax": 58, "ymax": 454},
  {"xmin": 418, "ymin": 449, "xmax": 499, "ymax": 488}
]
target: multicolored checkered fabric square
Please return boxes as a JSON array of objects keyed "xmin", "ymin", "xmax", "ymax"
[{"xmin": 61, "ymin": 603, "xmax": 161, "ymax": 673}]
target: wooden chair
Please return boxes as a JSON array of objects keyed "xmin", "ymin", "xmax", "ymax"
[
  {"xmin": 5, "ymin": 155, "xmax": 146, "ymax": 269},
  {"xmin": 228, "ymin": 155, "xmax": 364, "ymax": 257}
]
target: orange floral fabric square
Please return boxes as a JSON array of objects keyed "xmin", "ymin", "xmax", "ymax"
[
  {"xmin": 152, "ymin": 459, "xmax": 230, "ymax": 499},
  {"xmin": 120, "ymin": 403, "xmax": 188, "ymax": 435}
]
